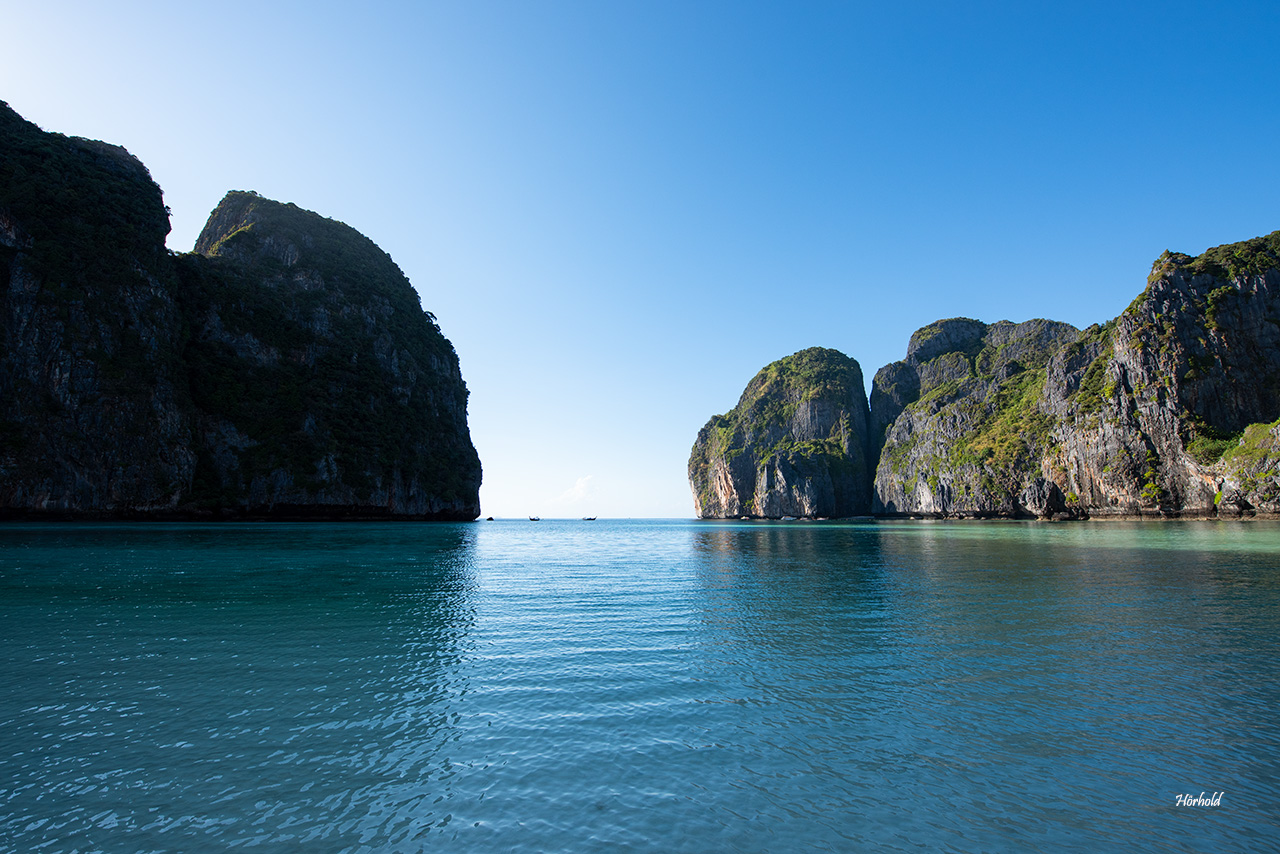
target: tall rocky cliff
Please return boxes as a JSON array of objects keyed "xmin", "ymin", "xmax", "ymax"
[
  {"xmin": 691, "ymin": 232, "xmax": 1280, "ymax": 520},
  {"xmin": 870, "ymin": 318, "xmax": 1080, "ymax": 517},
  {"xmin": 688, "ymin": 348, "xmax": 873, "ymax": 518},
  {"xmin": 1041, "ymin": 235, "xmax": 1280, "ymax": 518},
  {"xmin": 0, "ymin": 102, "xmax": 480, "ymax": 519},
  {"xmin": 873, "ymin": 234, "xmax": 1280, "ymax": 519}
]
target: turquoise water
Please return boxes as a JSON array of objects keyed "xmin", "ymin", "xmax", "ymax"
[{"xmin": 2, "ymin": 519, "xmax": 1278, "ymax": 852}]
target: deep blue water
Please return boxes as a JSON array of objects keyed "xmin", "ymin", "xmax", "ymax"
[{"xmin": 2, "ymin": 519, "xmax": 1278, "ymax": 852}]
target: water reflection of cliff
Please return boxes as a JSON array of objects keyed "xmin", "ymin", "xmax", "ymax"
[
  {"xmin": 0, "ymin": 522, "xmax": 480, "ymax": 851},
  {"xmin": 689, "ymin": 521, "xmax": 893, "ymax": 663},
  {"xmin": 848, "ymin": 521, "xmax": 1280, "ymax": 819},
  {"xmin": 685, "ymin": 520, "xmax": 1280, "ymax": 827}
]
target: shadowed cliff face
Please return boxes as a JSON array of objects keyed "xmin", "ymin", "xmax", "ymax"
[
  {"xmin": 688, "ymin": 348, "xmax": 873, "ymax": 518},
  {"xmin": 0, "ymin": 103, "xmax": 480, "ymax": 519},
  {"xmin": 181, "ymin": 192, "xmax": 482, "ymax": 519},
  {"xmin": 0, "ymin": 102, "xmax": 194, "ymax": 512}
]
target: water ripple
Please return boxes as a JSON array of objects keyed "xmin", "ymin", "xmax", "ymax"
[{"xmin": 1, "ymin": 520, "xmax": 1279, "ymax": 851}]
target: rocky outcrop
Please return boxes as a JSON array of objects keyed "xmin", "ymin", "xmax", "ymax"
[
  {"xmin": 871, "ymin": 318, "xmax": 1081, "ymax": 517},
  {"xmin": 1210, "ymin": 419, "xmax": 1280, "ymax": 515},
  {"xmin": 178, "ymin": 192, "xmax": 482, "ymax": 518},
  {"xmin": 1038, "ymin": 236, "xmax": 1280, "ymax": 518},
  {"xmin": 688, "ymin": 348, "xmax": 873, "ymax": 518},
  {"xmin": 871, "ymin": 232, "xmax": 1280, "ymax": 519},
  {"xmin": 0, "ymin": 102, "xmax": 480, "ymax": 519},
  {"xmin": 0, "ymin": 101, "xmax": 195, "ymax": 513},
  {"xmin": 694, "ymin": 231, "xmax": 1280, "ymax": 520}
]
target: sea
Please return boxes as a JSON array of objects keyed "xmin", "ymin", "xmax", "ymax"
[{"xmin": 1, "ymin": 519, "xmax": 1278, "ymax": 853}]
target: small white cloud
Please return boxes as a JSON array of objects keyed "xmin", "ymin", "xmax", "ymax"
[{"xmin": 557, "ymin": 475, "xmax": 594, "ymax": 504}]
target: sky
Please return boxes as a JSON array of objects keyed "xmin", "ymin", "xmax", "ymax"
[{"xmin": 4, "ymin": 1, "xmax": 1280, "ymax": 517}]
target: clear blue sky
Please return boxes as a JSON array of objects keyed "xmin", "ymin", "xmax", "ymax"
[{"xmin": 6, "ymin": 1, "xmax": 1280, "ymax": 517}]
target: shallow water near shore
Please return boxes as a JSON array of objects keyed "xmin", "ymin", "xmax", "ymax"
[{"xmin": 2, "ymin": 519, "xmax": 1278, "ymax": 852}]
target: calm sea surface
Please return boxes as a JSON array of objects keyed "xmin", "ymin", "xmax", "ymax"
[{"xmin": 2, "ymin": 519, "xmax": 1279, "ymax": 852}]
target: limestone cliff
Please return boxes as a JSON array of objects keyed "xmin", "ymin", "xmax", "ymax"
[
  {"xmin": 688, "ymin": 348, "xmax": 873, "ymax": 518},
  {"xmin": 871, "ymin": 232, "xmax": 1280, "ymax": 518},
  {"xmin": 871, "ymin": 318, "xmax": 1080, "ymax": 517},
  {"xmin": 694, "ymin": 230, "xmax": 1280, "ymax": 520},
  {"xmin": 178, "ymin": 192, "xmax": 481, "ymax": 518},
  {"xmin": 0, "ymin": 101, "xmax": 194, "ymax": 512},
  {"xmin": 1040, "ymin": 234, "xmax": 1280, "ymax": 518},
  {"xmin": 0, "ymin": 103, "xmax": 480, "ymax": 519}
]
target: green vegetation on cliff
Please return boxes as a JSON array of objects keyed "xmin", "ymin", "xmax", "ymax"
[
  {"xmin": 1184, "ymin": 422, "xmax": 1242, "ymax": 466},
  {"xmin": 1065, "ymin": 324, "xmax": 1115, "ymax": 416},
  {"xmin": 871, "ymin": 318, "xmax": 1078, "ymax": 516},
  {"xmin": 958, "ymin": 368, "xmax": 1056, "ymax": 476},
  {"xmin": 1220, "ymin": 418, "xmax": 1280, "ymax": 469},
  {"xmin": 688, "ymin": 348, "xmax": 872, "ymax": 518},
  {"xmin": 1149, "ymin": 230, "xmax": 1280, "ymax": 284},
  {"xmin": 737, "ymin": 346, "xmax": 862, "ymax": 419}
]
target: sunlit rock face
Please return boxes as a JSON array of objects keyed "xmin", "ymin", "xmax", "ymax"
[
  {"xmin": 1035, "ymin": 241, "xmax": 1280, "ymax": 518},
  {"xmin": 870, "ymin": 317, "xmax": 1080, "ymax": 518},
  {"xmin": 690, "ymin": 230, "xmax": 1280, "ymax": 521},
  {"xmin": 689, "ymin": 348, "xmax": 874, "ymax": 519},
  {"xmin": 868, "ymin": 232, "xmax": 1280, "ymax": 519}
]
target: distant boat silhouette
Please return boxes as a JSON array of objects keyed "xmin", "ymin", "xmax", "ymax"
[
  {"xmin": 582, "ymin": 516, "xmax": 596, "ymax": 521},
  {"xmin": 529, "ymin": 516, "xmax": 540, "ymax": 521}
]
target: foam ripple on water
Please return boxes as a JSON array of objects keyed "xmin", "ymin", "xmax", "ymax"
[{"xmin": 1, "ymin": 519, "xmax": 1279, "ymax": 852}]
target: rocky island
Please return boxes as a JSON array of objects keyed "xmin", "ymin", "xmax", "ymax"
[
  {"xmin": 688, "ymin": 348, "xmax": 873, "ymax": 518},
  {"xmin": 0, "ymin": 102, "xmax": 481, "ymax": 519},
  {"xmin": 691, "ymin": 232, "xmax": 1280, "ymax": 520}
]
